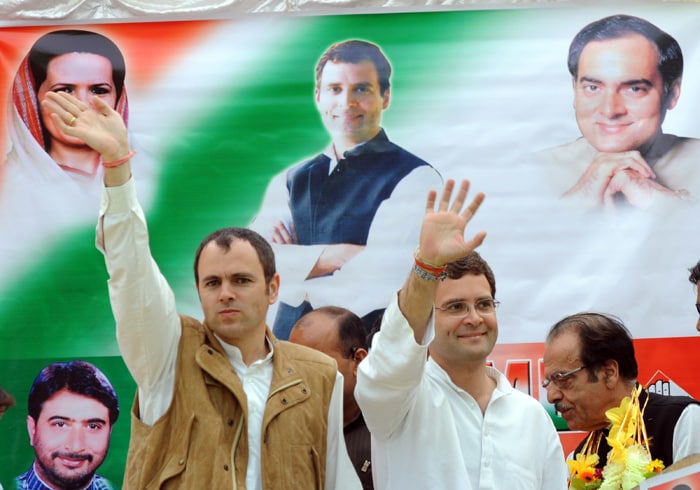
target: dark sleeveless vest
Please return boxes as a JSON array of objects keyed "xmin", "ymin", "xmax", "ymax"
[
  {"xmin": 286, "ymin": 130, "xmax": 433, "ymax": 246},
  {"xmin": 574, "ymin": 389, "xmax": 700, "ymax": 466}
]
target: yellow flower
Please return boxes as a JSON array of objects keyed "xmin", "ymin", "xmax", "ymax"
[
  {"xmin": 568, "ymin": 452, "xmax": 599, "ymax": 479},
  {"xmin": 646, "ymin": 459, "xmax": 664, "ymax": 474},
  {"xmin": 605, "ymin": 395, "xmax": 631, "ymax": 428}
]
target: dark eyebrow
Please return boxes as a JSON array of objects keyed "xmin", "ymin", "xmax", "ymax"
[
  {"xmin": 578, "ymin": 76, "xmax": 654, "ymax": 88},
  {"xmin": 620, "ymin": 79, "xmax": 654, "ymax": 88},
  {"xmin": 578, "ymin": 76, "xmax": 602, "ymax": 85},
  {"xmin": 47, "ymin": 415, "xmax": 107, "ymax": 425},
  {"xmin": 48, "ymin": 415, "xmax": 72, "ymax": 422},
  {"xmin": 201, "ymin": 274, "xmax": 220, "ymax": 283},
  {"xmin": 440, "ymin": 297, "xmax": 466, "ymax": 306}
]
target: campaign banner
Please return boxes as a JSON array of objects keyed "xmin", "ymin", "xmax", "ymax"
[{"xmin": 1, "ymin": 5, "xmax": 699, "ymax": 486}]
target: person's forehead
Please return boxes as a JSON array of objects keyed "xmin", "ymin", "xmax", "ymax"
[
  {"xmin": 40, "ymin": 390, "xmax": 109, "ymax": 419},
  {"xmin": 320, "ymin": 60, "xmax": 380, "ymax": 84},
  {"xmin": 544, "ymin": 330, "xmax": 581, "ymax": 366},
  {"xmin": 199, "ymin": 239, "xmax": 264, "ymax": 275},
  {"xmin": 578, "ymin": 34, "xmax": 660, "ymax": 77},
  {"xmin": 46, "ymin": 52, "xmax": 113, "ymax": 77},
  {"xmin": 435, "ymin": 273, "xmax": 491, "ymax": 301}
]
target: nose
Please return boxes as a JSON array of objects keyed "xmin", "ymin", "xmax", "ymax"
[
  {"xmin": 600, "ymin": 89, "xmax": 626, "ymax": 118},
  {"xmin": 461, "ymin": 305, "xmax": 483, "ymax": 325},
  {"xmin": 218, "ymin": 281, "xmax": 236, "ymax": 302},
  {"xmin": 545, "ymin": 383, "xmax": 562, "ymax": 404},
  {"xmin": 340, "ymin": 90, "xmax": 358, "ymax": 109},
  {"xmin": 72, "ymin": 87, "xmax": 92, "ymax": 106},
  {"xmin": 65, "ymin": 426, "xmax": 86, "ymax": 451}
]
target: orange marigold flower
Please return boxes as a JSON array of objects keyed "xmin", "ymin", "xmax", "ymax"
[{"xmin": 579, "ymin": 470, "xmax": 598, "ymax": 483}]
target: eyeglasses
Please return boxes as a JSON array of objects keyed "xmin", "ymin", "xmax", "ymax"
[
  {"xmin": 696, "ymin": 303, "xmax": 700, "ymax": 315},
  {"xmin": 542, "ymin": 366, "xmax": 586, "ymax": 390},
  {"xmin": 435, "ymin": 299, "xmax": 500, "ymax": 317}
]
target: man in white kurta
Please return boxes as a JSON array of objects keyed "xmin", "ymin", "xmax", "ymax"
[{"xmin": 355, "ymin": 180, "xmax": 568, "ymax": 490}]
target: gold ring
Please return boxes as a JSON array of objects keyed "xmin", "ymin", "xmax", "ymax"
[{"xmin": 69, "ymin": 115, "xmax": 77, "ymax": 126}]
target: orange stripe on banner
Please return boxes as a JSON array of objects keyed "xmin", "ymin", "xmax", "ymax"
[{"xmin": 94, "ymin": 21, "xmax": 217, "ymax": 86}]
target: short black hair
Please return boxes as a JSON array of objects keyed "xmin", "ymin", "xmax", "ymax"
[
  {"xmin": 316, "ymin": 40, "xmax": 392, "ymax": 96},
  {"xmin": 445, "ymin": 251, "xmax": 496, "ymax": 298},
  {"xmin": 689, "ymin": 260, "xmax": 700, "ymax": 285},
  {"xmin": 568, "ymin": 14, "xmax": 683, "ymax": 103},
  {"xmin": 27, "ymin": 360, "xmax": 119, "ymax": 426},
  {"xmin": 193, "ymin": 227, "xmax": 276, "ymax": 286},
  {"xmin": 547, "ymin": 312, "xmax": 638, "ymax": 382}
]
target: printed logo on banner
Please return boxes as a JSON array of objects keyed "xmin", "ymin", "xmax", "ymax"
[{"xmin": 645, "ymin": 370, "xmax": 691, "ymax": 398}]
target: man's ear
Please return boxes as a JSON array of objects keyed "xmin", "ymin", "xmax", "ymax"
[
  {"xmin": 27, "ymin": 415, "xmax": 37, "ymax": 446},
  {"xmin": 663, "ymin": 79, "xmax": 681, "ymax": 112},
  {"xmin": 352, "ymin": 348, "xmax": 368, "ymax": 377},
  {"xmin": 382, "ymin": 88, "xmax": 391, "ymax": 110},
  {"xmin": 601, "ymin": 360, "xmax": 620, "ymax": 387},
  {"xmin": 267, "ymin": 273, "xmax": 281, "ymax": 304}
]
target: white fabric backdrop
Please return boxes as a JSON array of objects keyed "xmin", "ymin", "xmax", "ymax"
[{"xmin": 0, "ymin": 0, "xmax": 607, "ymax": 24}]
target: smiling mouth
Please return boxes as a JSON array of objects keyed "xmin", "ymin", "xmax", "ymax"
[
  {"xmin": 54, "ymin": 452, "xmax": 92, "ymax": 468},
  {"xmin": 595, "ymin": 122, "xmax": 632, "ymax": 134}
]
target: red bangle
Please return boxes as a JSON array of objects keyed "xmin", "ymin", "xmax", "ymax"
[
  {"xmin": 103, "ymin": 150, "xmax": 136, "ymax": 169},
  {"xmin": 414, "ymin": 254, "xmax": 447, "ymax": 278}
]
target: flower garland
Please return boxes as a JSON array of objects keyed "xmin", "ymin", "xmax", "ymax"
[{"xmin": 568, "ymin": 385, "xmax": 665, "ymax": 490}]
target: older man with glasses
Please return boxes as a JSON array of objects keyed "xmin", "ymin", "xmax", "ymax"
[
  {"xmin": 543, "ymin": 312, "xmax": 700, "ymax": 469},
  {"xmin": 355, "ymin": 180, "xmax": 568, "ymax": 490}
]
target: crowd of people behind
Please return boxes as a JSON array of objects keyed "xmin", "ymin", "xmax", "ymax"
[{"xmin": 3, "ymin": 12, "xmax": 700, "ymax": 490}]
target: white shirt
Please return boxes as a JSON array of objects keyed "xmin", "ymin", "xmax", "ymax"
[
  {"xmin": 355, "ymin": 294, "xmax": 569, "ymax": 490},
  {"xmin": 249, "ymin": 143, "xmax": 442, "ymax": 318},
  {"xmin": 673, "ymin": 404, "xmax": 700, "ymax": 462},
  {"xmin": 96, "ymin": 177, "xmax": 360, "ymax": 490}
]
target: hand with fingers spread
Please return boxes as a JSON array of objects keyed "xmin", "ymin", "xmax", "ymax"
[
  {"xmin": 397, "ymin": 179, "xmax": 486, "ymax": 340},
  {"xmin": 42, "ymin": 91, "xmax": 131, "ymax": 165},
  {"xmin": 416, "ymin": 179, "xmax": 487, "ymax": 268}
]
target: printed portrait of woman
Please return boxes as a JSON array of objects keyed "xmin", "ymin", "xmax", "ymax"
[
  {"xmin": 0, "ymin": 30, "xmax": 137, "ymax": 284},
  {"xmin": 8, "ymin": 29, "xmax": 128, "ymax": 179}
]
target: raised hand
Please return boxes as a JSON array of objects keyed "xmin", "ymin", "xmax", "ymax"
[
  {"xmin": 41, "ymin": 91, "xmax": 130, "ymax": 162},
  {"xmin": 417, "ymin": 179, "xmax": 486, "ymax": 267}
]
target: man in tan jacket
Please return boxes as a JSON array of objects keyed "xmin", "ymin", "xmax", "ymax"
[{"xmin": 41, "ymin": 90, "xmax": 360, "ymax": 490}]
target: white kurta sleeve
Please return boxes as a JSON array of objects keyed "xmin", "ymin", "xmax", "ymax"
[
  {"xmin": 354, "ymin": 292, "xmax": 430, "ymax": 441},
  {"xmin": 96, "ymin": 177, "xmax": 181, "ymax": 425}
]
